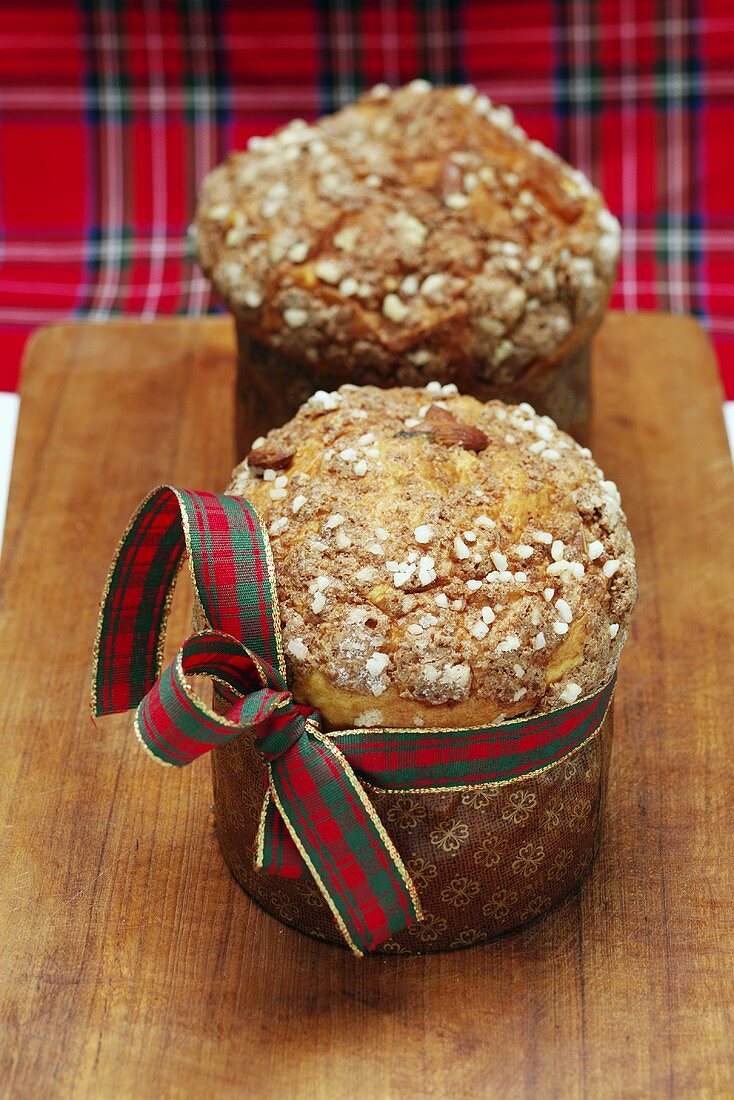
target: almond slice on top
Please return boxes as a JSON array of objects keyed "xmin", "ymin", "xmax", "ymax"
[{"xmin": 423, "ymin": 405, "xmax": 488, "ymax": 452}]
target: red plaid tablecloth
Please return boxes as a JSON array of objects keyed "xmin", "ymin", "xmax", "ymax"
[{"xmin": 1, "ymin": 1, "xmax": 733, "ymax": 396}]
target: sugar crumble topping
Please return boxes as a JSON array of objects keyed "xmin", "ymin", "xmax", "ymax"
[
  {"xmin": 196, "ymin": 82, "xmax": 619, "ymax": 389},
  {"xmin": 228, "ymin": 384, "xmax": 636, "ymax": 724}
]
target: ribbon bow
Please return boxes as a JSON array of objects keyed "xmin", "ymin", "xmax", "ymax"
[
  {"xmin": 92, "ymin": 486, "xmax": 421, "ymax": 954},
  {"xmin": 92, "ymin": 486, "xmax": 615, "ymax": 955}
]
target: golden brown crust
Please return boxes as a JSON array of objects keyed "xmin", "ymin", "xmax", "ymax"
[
  {"xmin": 226, "ymin": 384, "xmax": 636, "ymax": 730},
  {"xmin": 195, "ymin": 82, "xmax": 619, "ymax": 389}
]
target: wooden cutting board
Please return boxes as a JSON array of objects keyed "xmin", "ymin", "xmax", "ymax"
[{"xmin": 0, "ymin": 314, "xmax": 732, "ymax": 1098}]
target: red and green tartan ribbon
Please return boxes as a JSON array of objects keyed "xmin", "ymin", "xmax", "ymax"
[
  {"xmin": 93, "ymin": 485, "xmax": 287, "ymax": 716},
  {"xmin": 92, "ymin": 485, "xmax": 614, "ymax": 955},
  {"xmin": 92, "ymin": 486, "xmax": 421, "ymax": 954}
]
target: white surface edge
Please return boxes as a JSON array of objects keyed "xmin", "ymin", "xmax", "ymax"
[
  {"xmin": 0, "ymin": 392, "xmax": 20, "ymax": 560},
  {"xmin": 724, "ymin": 401, "xmax": 734, "ymax": 463}
]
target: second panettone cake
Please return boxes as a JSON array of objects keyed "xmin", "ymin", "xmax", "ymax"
[{"xmin": 195, "ymin": 81, "xmax": 621, "ymax": 448}]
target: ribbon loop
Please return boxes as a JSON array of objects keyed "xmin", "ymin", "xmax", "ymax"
[
  {"xmin": 254, "ymin": 709, "xmax": 315, "ymax": 762},
  {"xmin": 134, "ymin": 630, "xmax": 258, "ymax": 766},
  {"xmin": 92, "ymin": 485, "xmax": 287, "ymax": 719}
]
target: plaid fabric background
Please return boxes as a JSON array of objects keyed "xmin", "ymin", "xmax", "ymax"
[{"xmin": 0, "ymin": 0, "xmax": 733, "ymax": 396}]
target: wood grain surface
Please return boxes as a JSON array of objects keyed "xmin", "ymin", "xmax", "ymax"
[{"xmin": 0, "ymin": 314, "xmax": 732, "ymax": 1099}]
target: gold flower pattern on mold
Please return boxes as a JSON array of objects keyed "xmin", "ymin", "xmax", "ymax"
[
  {"xmin": 511, "ymin": 840, "xmax": 546, "ymax": 878},
  {"xmin": 473, "ymin": 834, "xmax": 503, "ymax": 868},
  {"xmin": 520, "ymin": 895, "xmax": 552, "ymax": 923},
  {"xmin": 429, "ymin": 817, "xmax": 470, "ymax": 853},
  {"xmin": 569, "ymin": 797, "xmax": 592, "ymax": 832},
  {"xmin": 585, "ymin": 757, "xmax": 602, "ymax": 784},
  {"xmin": 440, "ymin": 876, "xmax": 481, "ymax": 908},
  {"xmin": 461, "ymin": 788, "xmax": 497, "ymax": 811},
  {"xmin": 211, "ymin": 707, "xmax": 612, "ymax": 954},
  {"xmin": 386, "ymin": 796, "xmax": 427, "ymax": 832},
  {"xmin": 543, "ymin": 798, "xmax": 565, "ymax": 832},
  {"xmin": 406, "ymin": 856, "xmax": 438, "ymax": 890},
  {"xmin": 298, "ymin": 882, "xmax": 324, "ymax": 908},
  {"xmin": 450, "ymin": 929, "xmax": 488, "ymax": 948},
  {"xmin": 409, "ymin": 912, "xmax": 448, "ymax": 943},
  {"xmin": 265, "ymin": 888, "xmax": 301, "ymax": 925},
  {"xmin": 548, "ymin": 847, "xmax": 574, "ymax": 882},
  {"xmin": 483, "ymin": 888, "xmax": 519, "ymax": 921},
  {"xmin": 502, "ymin": 790, "xmax": 538, "ymax": 825},
  {"xmin": 381, "ymin": 939, "xmax": 411, "ymax": 954}
]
